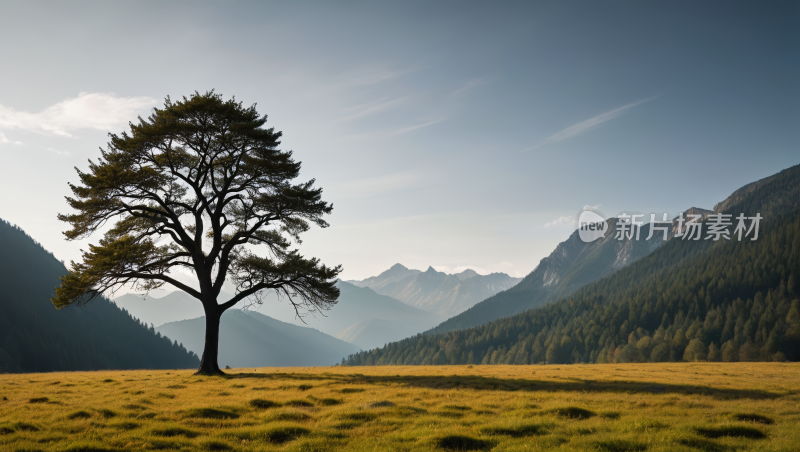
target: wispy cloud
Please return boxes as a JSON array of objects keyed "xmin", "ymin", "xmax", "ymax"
[
  {"xmin": 390, "ymin": 118, "xmax": 445, "ymax": 135},
  {"xmin": 343, "ymin": 60, "xmax": 429, "ymax": 86},
  {"xmin": 0, "ymin": 132, "xmax": 23, "ymax": 145},
  {"xmin": 523, "ymin": 95, "xmax": 661, "ymax": 152},
  {"xmin": 336, "ymin": 117, "xmax": 445, "ymax": 141},
  {"xmin": 47, "ymin": 147, "xmax": 70, "ymax": 156},
  {"xmin": 451, "ymin": 77, "xmax": 492, "ymax": 96},
  {"xmin": 338, "ymin": 97, "xmax": 407, "ymax": 122},
  {"xmin": 0, "ymin": 92, "xmax": 156, "ymax": 138},
  {"xmin": 544, "ymin": 215, "xmax": 574, "ymax": 228}
]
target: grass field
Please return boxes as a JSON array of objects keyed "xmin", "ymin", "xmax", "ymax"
[{"xmin": 1, "ymin": 363, "xmax": 798, "ymax": 452}]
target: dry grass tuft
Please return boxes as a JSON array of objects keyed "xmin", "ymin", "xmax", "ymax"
[
  {"xmin": 367, "ymin": 400, "xmax": 395, "ymax": 408},
  {"xmin": 436, "ymin": 434, "xmax": 493, "ymax": 450},
  {"xmin": 263, "ymin": 426, "xmax": 311, "ymax": 444},
  {"xmin": 182, "ymin": 408, "xmax": 239, "ymax": 420},
  {"xmin": 248, "ymin": 398, "xmax": 279, "ymax": 409},
  {"xmin": 732, "ymin": 413, "xmax": 774, "ymax": 424},
  {"xmin": 594, "ymin": 439, "xmax": 649, "ymax": 452},
  {"xmin": 550, "ymin": 406, "xmax": 596, "ymax": 419},
  {"xmin": 0, "ymin": 363, "xmax": 797, "ymax": 451},
  {"xmin": 480, "ymin": 424, "xmax": 544, "ymax": 437},
  {"xmin": 677, "ymin": 437, "xmax": 732, "ymax": 452},
  {"xmin": 284, "ymin": 399, "xmax": 314, "ymax": 407},
  {"xmin": 695, "ymin": 425, "xmax": 767, "ymax": 439}
]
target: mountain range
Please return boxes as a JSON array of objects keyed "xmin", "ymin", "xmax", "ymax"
[
  {"xmin": 118, "ymin": 280, "xmax": 436, "ymax": 352},
  {"xmin": 428, "ymin": 205, "xmax": 727, "ymax": 335},
  {"xmin": 115, "ymin": 262, "xmax": 521, "ymax": 352},
  {"xmin": 348, "ymin": 264, "xmax": 522, "ymax": 317},
  {"xmin": 114, "ymin": 290, "xmax": 207, "ymax": 327},
  {"xmin": 345, "ymin": 163, "xmax": 800, "ymax": 365}
]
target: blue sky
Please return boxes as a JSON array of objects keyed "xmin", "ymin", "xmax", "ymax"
[{"xmin": 0, "ymin": 1, "xmax": 797, "ymax": 283}]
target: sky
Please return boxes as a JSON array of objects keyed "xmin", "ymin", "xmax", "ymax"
[{"xmin": 0, "ymin": 1, "xmax": 797, "ymax": 287}]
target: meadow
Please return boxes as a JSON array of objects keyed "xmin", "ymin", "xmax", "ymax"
[{"xmin": 0, "ymin": 363, "xmax": 798, "ymax": 452}]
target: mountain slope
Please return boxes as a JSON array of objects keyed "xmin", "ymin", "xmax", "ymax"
[
  {"xmin": 156, "ymin": 310, "xmax": 360, "ymax": 367},
  {"xmin": 335, "ymin": 318, "xmax": 427, "ymax": 350},
  {"xmin": 0, "ymin": 219, "xmax": 199, "ymax": 373},
  {"xmin": 429, "ymin": 161, "xmax": 800, "ymax": 335},
  {"xmin": 347, "ymin": 206, "xmax": 800, "ymax": 366},
  {"xmin": 428, "ymin": 215, "xmax": 682, "ymax": 334},
  {"xmin": 212, "ymin": 281, "xmax": 439, "ymax": 350},
  {"xmin": 114, "ymin": 291, "xmax": 205, "ymax": 327},
  {"xmin": 345, "ymin": 164, "xmax": 800, "ymax": 366}
]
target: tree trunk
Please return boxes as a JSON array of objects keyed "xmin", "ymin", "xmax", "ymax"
[{"xmin": 196, "ymin": 306, "xmax": 224, "ymax": 375}]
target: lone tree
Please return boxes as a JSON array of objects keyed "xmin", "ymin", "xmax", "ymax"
[{"xmin": 52, "ymin": 91, "xmax": 341, "ymax": 375}]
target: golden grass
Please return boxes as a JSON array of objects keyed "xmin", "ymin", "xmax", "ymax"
[{"xmin": 1, "ymin": 362, "xmax": 798, "ymax": 451}]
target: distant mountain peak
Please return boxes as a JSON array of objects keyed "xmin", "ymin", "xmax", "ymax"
[
  {"xmin": 454, "ymin": 269, "xmax": 480, "ymax": 281},
  {"xmin": 389, "ymin": 263, "xmax": 408, "ymax": 270},
  {"xmin": 425, "ymin": 266, "xmax": 438, "ymax": 273}
]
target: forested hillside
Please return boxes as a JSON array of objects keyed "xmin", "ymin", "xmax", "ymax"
[
  {"xmin": 0, "ymin": 219, "xmax": 199, "ymax": 373},
  {"xmin": 428, "ymin": 164, "xmax": 800, "ymax": 335},
  {"xmin": 345, "ymin": 166, "xmax": 800, "ymax": 366}
]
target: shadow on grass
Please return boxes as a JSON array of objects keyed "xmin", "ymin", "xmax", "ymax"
[
  {"xmin": 436, "ymin": 435, "xmax": 494, "ymax": 451},
  {"xmin": 181, "ymin": 408, "xmax": 239, "ymax": 420},
  {"xmin": 264, "ymin": 426, "xmax": 310, "ymax": 444},
  {"xmin": 695, "ymin": 426, "xmax": 766, "ymax": 439},
  {"xmin": 677, "ymin": 438, "xmax": 733, "ymax": 452},
  {"xmin": 594, "ymin": 439, "xmax": 648, "ymax": 452},
  {"xmin": 549, "ymin": 407, "xmax": 596, "ymax": 420},
  {"xmin": 216, "ymin": 372, "xmax": 780, "ymax": 400},
  {"xmin": 151, "ymin": 426, "xmax": 200, "ymax": 438},
  {"xmin": 480, "ymin": 424, "xmax": 545, "ymax": 437},
  {"xmin": 732, "ymin": 413, "xmax": 774, "ymax": 424}
]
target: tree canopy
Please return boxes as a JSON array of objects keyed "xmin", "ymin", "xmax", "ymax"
[{"xmin": 53, "ymin": 91, "xmax": 341, "ymax": 374}]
